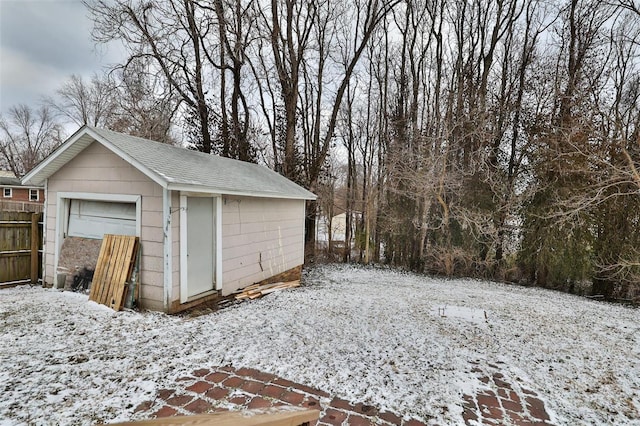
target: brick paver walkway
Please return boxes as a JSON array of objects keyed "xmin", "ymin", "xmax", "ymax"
[
  {"xmin": 462, "ymin": 362, "xmax": 556, "ymax": 426},
  {"xmin": 133, "ymin": 365, "xmax": 556, "ymax": 425}
]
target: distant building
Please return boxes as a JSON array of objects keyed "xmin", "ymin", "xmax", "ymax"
[
  {"xmin": 0, "ymin": 170, "xmax": 44, "ymax": 212},
  {"xmin": 316, "ymin": 212, "xmax": 360, "ymax": 244}
]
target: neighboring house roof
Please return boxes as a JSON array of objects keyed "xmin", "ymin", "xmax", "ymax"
[
  {"xmin": 22, "ymin": 126, "xmax": 316, "ymax": 200},
  {"xmin": 0, "ymin": 172, "xmax": 42, "ymax": 188},
  {"xmin": 0, "ymin": 176, "xmax": 21, "ymax": 186}
]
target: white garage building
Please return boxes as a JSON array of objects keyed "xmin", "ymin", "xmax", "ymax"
[{"xmin": 22, "ymin": 126, "xmax": 315, "ymax": 312}]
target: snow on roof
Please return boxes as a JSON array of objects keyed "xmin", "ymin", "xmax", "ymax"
[
  {"xmin": 0, "ymin": 172, "xmax": 41, "ymax": 187},
  {"xmin": 21, "ymin": 126, "xmax": 316, "ymax": 201},
  {"xmin": 0, "ymin": 176, "xmax": 21, "ymax": 186}
]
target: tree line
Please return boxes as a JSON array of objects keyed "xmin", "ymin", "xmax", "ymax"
[{"xmin": 2, "ymin": 0, "xmax": 639, "ymax": 300}]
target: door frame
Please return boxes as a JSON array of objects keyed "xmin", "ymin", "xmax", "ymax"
[
  {"xmin": 179, "ymin": 193, "xmax": 222, "ymax": 303},
  {"xmin": 54, "ymin": 192, "xmax": 141, "ymax": 288}
]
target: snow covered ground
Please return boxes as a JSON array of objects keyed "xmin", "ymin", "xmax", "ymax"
[{"xmin": 1, "ymin": 264, "xmax": 639, "ymax": 425}]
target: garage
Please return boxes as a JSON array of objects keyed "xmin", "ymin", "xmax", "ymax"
[
  {"xmin": 52, "ymin": 193, "xmax": 142, "ymax": 292},
  {"xmin": 22, "ymin": 126, "xmax": 315, "ymax": 312}
]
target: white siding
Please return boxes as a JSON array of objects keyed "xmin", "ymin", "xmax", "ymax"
[
  {"xmin": 220, "ymin": 196, "xmax": 305, "ymax": 295},
  {"xmin": 45, "ymin": 142, "xmax": 165, "ymax": 311},
  {"xmin": 44, "ymin": 141, "xmax": 309, "ymax": 310}
]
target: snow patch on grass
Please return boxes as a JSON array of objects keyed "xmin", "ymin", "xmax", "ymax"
[{"xmin": 0, "ymin": 264, "xmax": 639, "ymax": 425}]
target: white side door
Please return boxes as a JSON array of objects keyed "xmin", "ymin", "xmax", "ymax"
[{"xmin": 185, "ymin": 196, "xmax": 215, "ymax": 300}]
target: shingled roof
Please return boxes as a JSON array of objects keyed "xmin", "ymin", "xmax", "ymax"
[{"xmin": 22, "ymin": 126, "xmax": 316, "ymax": 201}]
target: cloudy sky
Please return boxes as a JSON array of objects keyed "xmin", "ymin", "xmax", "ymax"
[{"xmin": 0, "ymin": 0, "xmax": 124, "ymax": 117}]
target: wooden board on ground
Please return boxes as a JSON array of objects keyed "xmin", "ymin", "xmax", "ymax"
[
  {"xmin": 235, "ymin": 280, "xmax": 300, "ymax": 300},
  {"xmin": 109, "ymin": 407, "xmax": 319, "ymax": 426},
  {"xmin": 89, "ymin": 234, "xmax": 139, "ymax": 311}
]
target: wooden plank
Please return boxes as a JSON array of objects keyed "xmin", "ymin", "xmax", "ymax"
[
  {"xmin": 111, "ymin": 238, "xmax": 138, "ymax": 310},
  {"xmin": 89, "ymin": 234, "xmax": 139, "ymax": 310},
  {"xmin": 0, "ymin": 250, "xmax": 31, "ymax": 256},
  {"xmin": 91, "ymin": 235, "xmax": 115, "ymax": 302},
  {"xmin": 93, "ymin": 235, "xmax": 115, "ymax": 303},
  {"xmin": 124, "ymin": 239, "xmax": 139, "ymax": 307},
  {"xmin": 108, "ymin": 408, "xmax": 319, "ymax": 426},
  {"xmin": 117, "ymin": 237, "xmax": 138, "ymax": 308},
  {"xmin": 104, "ymin": 235, "xmax": 126, "ymax": 306},
  {"xmin": 101, "ymin": 235, "xmax": 121, "ymax": 305},
  {"xmin": 100, "ymin": 236, "xmax": 117, "ymax": 302},
  {"xmin": 103, "ymin": 235, "xmax": 126, "ymax": 305},
  {"xmin": 242, "ymin": 282, "xmax": 263, "ymax": 292},
  {"xmin": 109, "ymin": 237, "xmax": 130, "ymax": 309},
  {"xmin": 126, "ymin": 239, "xmax": 139, "ymax": 278},
  {"xmin": 235, "ymin": 280, "xmax": 302, "ymax": 300},
  {"xmin": 89, "ymin": 236, "xmax": 111, "ymax": 300},
  {"xmin": 133, "ymin": 244, "xmax": 141, "ymax": 304},
  {"xmin": 260, "ymin": 281, "xmax": 300, "ymax": 295},
  {"xmin": 245, "ymin": 282, "xmax": 286, "ymax": 295},
  {"xmin": 0, "ymin": 279, "xmax": 30, "ymax": 287}
]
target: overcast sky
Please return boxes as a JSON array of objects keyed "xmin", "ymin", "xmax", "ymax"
[{"xmin": 0, "ymin": 0, "xmax": 124, "ymax": 117}]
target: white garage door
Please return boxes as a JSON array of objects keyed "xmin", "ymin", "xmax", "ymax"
[{"xmin": 68, "ymin": 199, "xmax": 136, "ymax": 239}]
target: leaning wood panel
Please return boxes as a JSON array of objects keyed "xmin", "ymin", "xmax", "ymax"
[
  {"xmin": 101, "ymin": 236, "xmax": 127, "ymax": 306},
  {"xmin": 98, "ymin": 235, "xmax": 120, "ymax": 305},
  {"xmin": 111, "ymin": 237, "xmax": 136, "ymax": 307},
  {"xmin": 109, "ymin": 408, "xmax": 319, "ymax": 426},
  {"xmin": 89, "ymin": 235, "xmax": 113, "ymax": 302},
  {"xmin": 89, "ymin": 234, "xmax": 139, "ymax": 310},
  {"xmin": 110, "ymin": 238, "xmax": 138, "ymax": 310}
]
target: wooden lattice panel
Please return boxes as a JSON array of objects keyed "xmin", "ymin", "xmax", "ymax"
[{"xmin": 89, "ymin": 234, "xmax": 139, "ymax": 311}]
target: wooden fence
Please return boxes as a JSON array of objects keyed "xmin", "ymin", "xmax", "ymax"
[
  {"xmin": 0, "ymin": 200, "xmax": 44, "ymax": 213},
  {"xmin": 0, "ymin": 212, "xmax": 43, "ymax": 286}
]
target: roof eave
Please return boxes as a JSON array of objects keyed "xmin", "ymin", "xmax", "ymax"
[
  {"xmin": 0, "ymin": 184, "xmax": 43, "ymax": 189},
  {"xmin": 21, "ymin": 126, "xmax": 89, "ymax": 186},
  {"xmin": 21, "ymin": 126, "xmax": 169, "ymax": 189},
  {"xmin": 167, "ymin": 182, "xmax": 317, "ymax": 200}
]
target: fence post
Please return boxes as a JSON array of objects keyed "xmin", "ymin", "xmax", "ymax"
[{"xmin": 30, "ymin": 213, "xmax": 40, "ymax": 284}]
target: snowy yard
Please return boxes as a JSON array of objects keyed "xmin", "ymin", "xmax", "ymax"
[{"xmin": 1, "ymin": 264, "xmax": 639, "ymax": 425}]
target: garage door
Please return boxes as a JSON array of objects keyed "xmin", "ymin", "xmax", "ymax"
[{"xmin": 67, "ymin": 199, "xmax": 136, "ymax": 239}]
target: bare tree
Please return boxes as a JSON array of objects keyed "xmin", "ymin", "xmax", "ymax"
[
  {"xmin": 252, "ymin": 0, "xmax": 400, "ymax": 255},
  {"xmin": 209, "ymin": 0, "xmax": 257, "ymax": 161},
  {"xmin": 86, "ymin": 0, "xmax": 215, "ymax": 152},
  {"xmin": 46, "ymin": 74, "xmax": 117, "ymax": 128},
  {"xmin": 110, "ymin": 59, "xmax": 180, "ymax": 143},
  {"xmin": 254, "ymin": 0, "xmax": 316, "ymax": 179},
  {"xmin": 81, "ymin": 0, "xmax": 640, "ymax": 297},
  {"xmin": 303, "ymin": 0, "xmax": 401, "ymax": 191},
  {"xmin": 0, "ymin": 105, "xmax": 63, "ymax": 177}
]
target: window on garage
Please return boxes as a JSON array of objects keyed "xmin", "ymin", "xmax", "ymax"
[{"xmin": 67, "ymin": 199, "xmax": 136, "ymax": 239}]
